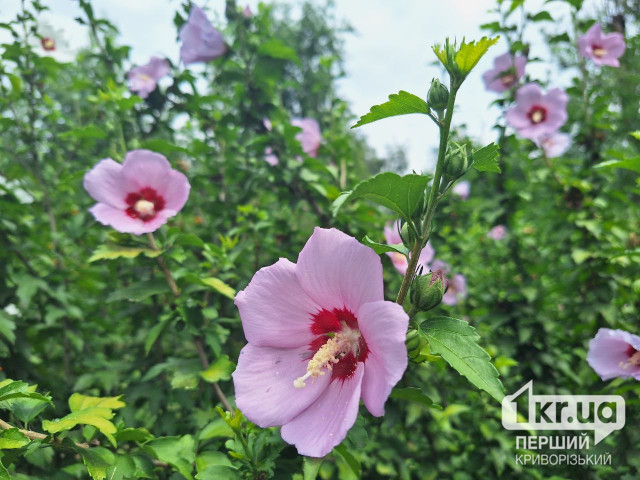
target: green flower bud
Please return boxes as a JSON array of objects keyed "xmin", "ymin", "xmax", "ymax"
[
  {"xmin": 443, "ymin": 142, "xmax": 470, "ymax": 180},
  {"xmin": 410, "ymin": 271, "xmax": 446, "ymax": 312},
  {"xmin": 406, "ymin": 329, "xmax": 430, "ymax": 363},
  {"xmin": 400, "ymin": 222, "xmax": 416, "ymax": 247},
  {"xmin": 427, "ymin": 78, "xmax": 449, "ymax": 113}
]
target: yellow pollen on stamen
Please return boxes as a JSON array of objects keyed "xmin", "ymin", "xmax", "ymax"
[
  {"xmin": 294, "ymin": 328, "xmax": 360, "ymax": 389},
  {"xmin": 137, "ymin": 73, "xmax": 153, "ymax": 82},
  {"xmin": 500, "ymin": 74, "xmax": 515, "ymax": 86},
  {"xmin": 593, "ymin": 47, "xmax": 607, "ymax": 57},
  {"xmin": 531, "ymin": 110, "xmax": 544, "ymax": 124},
  {"xmin": 135, "ymin": 199, "xmax": 155, "ymax": 216},
  {"xmin": 619, "ymin": 351, "xmax": 640, "ymax": 369}
]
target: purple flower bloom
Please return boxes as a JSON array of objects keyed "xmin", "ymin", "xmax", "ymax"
[
  {"xmin": 292, "ymin": 118, "xmax": 322, "ymax": 158},
  {"xmin": 578, "ymin": 23, "xmax": 626, "ymax": 67},
  {"xmin": 264, "ymin": 147, "xmax": 279, "ymax": 166},
  {"xmin": 180, "ymin": 5, "xmax": 226, "ymax": 65},
  {"xmin": 83, "ymin": 150, "xmax": 190, "ymax": 235},
  {"xmin": 487, "ymin": 225, "xmax": 507, "ymax": 240},
  {"xmin": 535, "ymin": 132, "xmax": 571, "ymax": 158},
  {"xmin": 127, "ymin": 56, "xmax": 170, "ymax": 99},
  {"xmin": 383, "ymin": 221, "xmax": 434, "ymax": 275},
  {"xmin": 505, "ymin": 83, "xmax": 568, "ymax": 140},
  {"xmin": 587, "ymin": 328, "xmax": 640, "ymax": 381},
  {"xmin": 233, "ymin": 227, "xmax": 408, "ymax": 457},
  {"xmin": 482, "ymin": 52, "xmax": 526, "ymax": 92},
  {"xmin": 430, "ymin": 261, "xmax": 467, "ymax": 306},
  {"xmin": 452, "ymin": 180, "xmax": 470, "ymax": 199}
]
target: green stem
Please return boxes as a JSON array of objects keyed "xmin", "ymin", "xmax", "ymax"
[{"xmin": 396, "ymin": 240, "xmax": 422, "ymax": 305}]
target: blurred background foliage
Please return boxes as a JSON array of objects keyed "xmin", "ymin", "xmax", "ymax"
[{"xmin": 0, "ymin": 0, "xmax": 639, "ymax": 478}]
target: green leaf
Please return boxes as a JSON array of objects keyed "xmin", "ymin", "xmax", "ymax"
[
  {"xmin": 69, "ymin": 394, "xmax": 125, "ymax": 412},
  {"xmin": 258, "ymin": 39, "xmax": 300, "ymax": 64},
  {"xmin": 196, "ymin": 465, "xmax": 241, "ymax": 480},
  {"xmin": 88, "ymin": 244, "xmax": 163, "ymax": 262},
  {"xmin": 198, "ymin": 419, "xmax": 234, "ymax": 440},
  {"xmin": 144, "ymin": 435, "xmax": 195, "ymax": 480},
  {"xmin": 200, "ymin": 355, "xmax": 235, "ymax": 383},
  {"xmin": 302, "ymin": 456, "xmax": 323, "ymax": 480},
  {"xmin": 472, "ymin": 143, "xmax": 501, "ymax": 173},
  {"xmin": 200, "ymin": 277, "xmax": 236, "ymax": 300},
  {"xmin": 141, "ymin": 139, "xmax": 190, "ymax": 155},
  {"xmin": 81, "ymin": 447, "xmax": 114, "ymax": 480},
  {"xmin": 60, "ymin": 125, "xmax": 107, "ymax": 140},
  {"xmin": 332, "ymin": 172, "xmax": 430, "ymax": 221},
  {"xmin": 630, "ymin": 131, "xmax": 640, "ymax": 141},
  {"xmin": 334, "ymin": 444, "xmax": 360, "ymax": 478},
  {"xmin": 361, "ymin": 236, "xmax": 408, "ymax": 256},
  {"xmin": 390, "ymin": 387, "xmax": 442, "ymax": 409},
  {"xmin": 594, "ymin": 158, "xmax": 640, "ymax": 174},
  {"xmin": 42, "ymin": 407, "xmax": 118, "ymax": 447},
  {"xmin": 114, "ymin": 427, "xmax": 153, "ymax": 444},
  {"xmin": 352, "ymin": 91, "xmax": 429, "ymax": 128},
  {"xmin": 455, "ymin": 36, "xmax": 500, "ymax": 75},
  {"xmin": 529, "ymin": 11, "xmax": 553, "ymax": 21},
  {"xmin": 106, "ymin": 279, "xmax": 170, "ymax": 303},
  {"xmin": 106, "ymin": 454, "xmax": 136, "ymax": 480},
  {"xmin": 419, "ymin": 317, "xmax": 505, "ymax": 402},
  {"xmin": 0, "ymin": 428, "xmax": 30, "ymax": 449}
]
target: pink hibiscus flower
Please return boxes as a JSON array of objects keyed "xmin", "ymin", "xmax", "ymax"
[
  {"xmin": 487, "ymin": 225, "xmax": 507, "ymax": 241},
  {"xmin": 535, "ymin": 132, "xmax": 571, "ymax": 158},
  {"xmin": 430, "ymin": 260, "xmax": 467, "ymax": 306},
  {"xmin": 264, "ymin": 147, "xmax": 279, "ymax": 166},
  {"xmin": 578, "ymin": 23, "xmax": 626, "ymax": 67},
  {"xmin": 383, "ymin": 221, "xmax": 434, "ymax": 276},
  {"xmin": 292, "ymin": 118, "xmax": 322, "ymax": 158},
  {"xmin": 482, "ymin": 52, "xmax": 526, "ymax": 92},
  {"xmin": 179, "ymin": 5, "xmax": 227, "ymax": 65},
  {"xmin": 232, "ymin": 227, "xmax": 409, "ymax": 457},
  {"xmin": 587, "ymin": 328, "xmax": 640, "ymax": 381},
  {"xmin": 452, "ymin": 180, "xmax": 470, "ymax": 199},
  {"xmin": 83, "ymin": 150, "xmax": 190, "ymax": 235},
  {"xmin": 505, "ymin": 83, "xmax": 568, "ymax": 140},
  {"xmin": 127, "ymin": 56, "xmax": 170, "ymax": 99}
]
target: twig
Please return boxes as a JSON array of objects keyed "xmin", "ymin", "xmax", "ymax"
[{"xmin": 0, "ymin": 419, "xmax": 89, "ymax": 449}]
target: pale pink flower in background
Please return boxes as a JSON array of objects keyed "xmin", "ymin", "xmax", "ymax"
[
  {"xmin": 535, "ymin": 132, "xmax": 571, "ymax": 158},
  {"xmin": 505, "ymin": 83, "xmax": 568, "ymax": 140},
  {"xmin": 127, "ymin": 56, "xmax": 170, "ymax": 99},
  {"xmin": 587, "ymin": 328, "xmax": 640, "ymax": 381},
  {"xmin": 83, "ymin": 150, "xmax": 190, "ymax": 235},
  {"xmin": 383, "ymin": 221, "xmax": 434, "ymax": 275},
  {"xmin": 578, "ymin": 23, "xmax": 626, "ymax": 67},
  {"xmin": 242, "ymin": 5, "xmax": 253, "ymax": 18},
  {"xmin": 179, "ymin": 5, "xmax": 227, "ymax": 65},
  {"xmin": 292, "ymin": 118, "xmax": 322, "ymax": 158},
  {"xmin": 264, "ymin": 147, "xmax": 279, "ymax": 166},
  {"xmin": 263, "ymin": 118, "xmax": 273, "ymax": 131},
  {"xmin": 482, "ymin": 52, "xmax": 526, "ymax": 92},
  {"xmin": 487, "ymin": 225, "xmax": 507, "ymax": 241},
  {"xmin": 430, "ymin": 260, "xmax": 467, "ymax": 306},
  {"xmin": 233, "ymin": 227, "xmax": 408, "ymax": 457},
  {"xmin": 452, "ymin": 181, "xmax": 470, "ymax": 199}
]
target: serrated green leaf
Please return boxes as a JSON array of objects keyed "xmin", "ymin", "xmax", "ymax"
[
  {"xmin": 334, "ymin": 444, "xmax": 360, "ymax": 478},
  {"xmin": 106, "ymin": 454, "xmax": 136, "ymax": 480},
  {"xmin": 419, "ymin": 317, "xmax": 505, "ymax": 402},
  {"xmin": 144, "ymin": 435, "xmax": 195, "ymax": 480},
  {"xmin": 594, "ymin": 157, "xmax": 640, "ymax": 174},
  {"xmin": 88, "ymin": 244, "xmax": 163, "ymax": 262},
  {"xmin": 258, "ymin": 39, "xmax": 300, "ymax": 64},
  {"xmin": 352, "ymin": 91, "xmax": 429, "ymax": 128},
  {"xmin": 106, "ymin": 279, "xmax": 170, "ymax": 303},
  {"xmin": 141, "ymin": 139, "xmax": 190, "ymax": 155},
  {"xmin": 529, "ymin": 11, "xmax": 553, "ymax": 21},
  {"xmin": 455, "ymin": 36, "xmax": 500, "ymax": 76},
  {"xmin": 198, "ymin": 419, "xmax": 234, "ymax": 440},
  {"xmin": 42, "ymin": 407, "xmax": 118, "ymax": 447},
  {"xmin": 69, "ymin": 393, "xmax": 125, "ymax": 413},
  {"xmin": 196, "ymin": 465, "xmax": 242, "ymax": 480},
  {"xmin": 200, "ymin": 355, "xmax": 235, "ymax": 383},
  {"xmin": 113, "ymin": 427, "xmax": 153, "ymax": 444},
  {"xmin": 81, "ymin": 447, "xmax": 114, "ymax": 480},
  {"xmin": 472, "ymin": 143, "xmax": 501, "ymax": 173},
  {"xmin": 361, "ymin": 236, "xmax": 409, "ymax": 256},
  {"xmin": 302, "ymin": 456, "xmax": 323, "ymax": 480},
  {"xmin": 390, "ymin": 387, "xmax": 442, "ymax": 409},
  {"xmin": 200, "ymin": 277, "xmax": 236, "ymax": 300},
  {"xmin": 0, "ymin": 428, "xmax": 30, "ymax": 449},
  {"xmin": 332, "ymin": 172, "xmax": 430, "ymax": 221}
]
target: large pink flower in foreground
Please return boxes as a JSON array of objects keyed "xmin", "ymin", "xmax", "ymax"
[
  {"xmin": 180, "ymin": 5, "xmax": 226, "ymax": 65},
  {"xmin": 233, "ymin": 228, "xmax": 409, "ymax": 457},
  {"xmin": 482, "ymin": 52, "xmax": 526, "ymax": 92},
  {"xmin": 128, "ymin": 56, "xmax": 170, "ymax": 99},
  {"xmin": 587, "ymin": 328, "xmax": 640, "ymax": 381},
  {"xmin": 383, "ymin": 221, "xmax": 434, "ymax": 275},
  {"xmin": 83, "ymin": 150, "xmax": 190, "ymax": 235},
  {"xmin": 292, "ymin": 118, "xmax": 322, "ymax": 158},
  {"xmin": 505, "ymin": 83, "xmax": 568, "ymax": 140},
  {"xmin": 578, "ymin": 23, "xmax": 626, "ymax": 67}
]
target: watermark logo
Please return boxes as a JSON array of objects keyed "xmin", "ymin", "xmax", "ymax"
[{"xmin": 502, "ymin": 380, "xmax": 625, "ymax": 445}]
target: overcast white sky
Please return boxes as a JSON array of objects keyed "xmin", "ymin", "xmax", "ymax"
[{"xmin": 3, "ymin": 0, "xmax": 595, "ymax": 171}]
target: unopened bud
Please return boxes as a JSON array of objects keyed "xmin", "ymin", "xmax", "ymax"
[
  {"xmin": 400, "ymin": 222, "xmax": 416, "ymax": 247},
  {"xmin": 406, "ymin": 329, "xmax": 430, "ymax": 363},
  {"xmin": 444, "ymin": 143, "xmax": 470, "ymax": 180},
  {"xmin": 427, "ymin": 78, "xmax": 449, "ymax": 113},
  {"xmin": 410, "ymin": 271, "xmax": 446, "ymax": 312}
]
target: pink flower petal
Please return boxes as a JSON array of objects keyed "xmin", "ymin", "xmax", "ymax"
[
  {"xmin": 83, "ymin": 159, "xmax": 127, "ymax": 209},
  {"xmin": 296, "ymin": 227, "xmax": 383, "ymax": 313},
  {"xmin": 587, "ymin": 328, "xmax": 640, "ymax": 381},
  {"xmin": 280, "ymin": 363, "xmax": 364, "ymax": 457},
  {"xmin": 159, "ymin": 170, "xmax": 191, "ymax": 213},
  {"xmin": 357, "ymin": 301, "xmax": 408, "ymax": 416},
  {"xmin": 235, "ymin": 258, "xmax": 320, "ymax": 348},
  {"xmin": 180, "ymin": 5, "xmax": 226, "ymax": 65},
  {"xmin": 89, "ymin": 203, "xmax": 169, "ymax": 235},
  {"xmin": 292, "ymin": 118, "xmax": 322, "ymax": 158},
  {"xmin": 233, "ymin": 344, "xmax": 331, "ymax": 428},
  {"xmin": 121, "ymin": 149, "xmax": 173, "ymax": 194}
]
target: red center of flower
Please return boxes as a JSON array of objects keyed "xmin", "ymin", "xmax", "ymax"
[
  {"xmin": 307, "ymin": 307, "xmax": 369, "ymax": 382},
  {"xmin": 626, "ymin": 345, "xmax": 640, "ymax": 366},
  {"xmin": 125, "ymin": 187, "xmax": 165, "ymax": 222},
  {"xmin": 500, "ymin": 73, "xmax": 515, "ymax": 87},
  {"xmin": 592, "ymin": 44, "xmax": 607, "ymax": 57},
  {"xmin": 528, "ymin": 106, "xmax": 547, "ymax": 124},
  {"xmin": 41, "ymin": 37, "xmax": 56, "ymax": 51}
]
